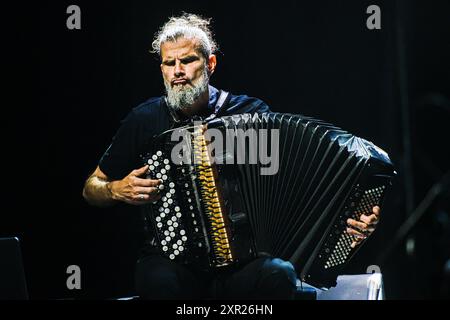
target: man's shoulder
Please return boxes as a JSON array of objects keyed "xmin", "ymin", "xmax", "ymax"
[
  {"xmin": 130, "ymin": 96, "xmax": 165, "ymax": 116},
  {"xmin": 119, "ymin": 96, "xmax": 168, "ymax": 124},
  {"xmin": 225, "ymin": 91, "xmax": 271, "ymax": 114}
]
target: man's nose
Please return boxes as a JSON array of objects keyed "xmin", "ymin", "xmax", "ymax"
[{"xmin": 174, "ymin": 61, "xmax": 184, "ymax": 77}]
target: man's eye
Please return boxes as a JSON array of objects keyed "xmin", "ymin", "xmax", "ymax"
[
  {"xmin": 164, "ymin": 61, "xmax": 175, "ymax": 66},
  {"xmin": 181, "ymin": 57, "xmax": 197, "ymax": 64}
]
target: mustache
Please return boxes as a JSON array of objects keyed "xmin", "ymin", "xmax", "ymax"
[{"xmin": 171, "ymin": 78, "xmax": 190, "ymax": 86}]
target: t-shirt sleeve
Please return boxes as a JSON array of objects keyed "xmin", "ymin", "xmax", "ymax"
[{"xmin": 98, "ymin": 111, "xmax": 144, "ymax": 180}]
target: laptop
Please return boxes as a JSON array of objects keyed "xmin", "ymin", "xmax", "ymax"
[{"xmin": 0, "ymin": 237, "xmax": 29, "ymax": 300}]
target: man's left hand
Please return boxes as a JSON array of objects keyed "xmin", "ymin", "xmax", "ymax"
[{"xmin": 346, "ymin": 206, "xmax": 380, "ymax": 248}]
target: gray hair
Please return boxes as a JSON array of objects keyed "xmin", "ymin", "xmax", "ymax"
[{"xmin": 151, "ymin": 13, "xmax": 218, "ymax": 59}]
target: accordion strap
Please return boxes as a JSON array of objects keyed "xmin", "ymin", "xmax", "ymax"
[
  {"xmin": 204, "ymin": 90, "xmax": 231, "ymax": 122},
  {"xmin": 214, "ymin": 90, "xmax": 231, "ymax": 116}
]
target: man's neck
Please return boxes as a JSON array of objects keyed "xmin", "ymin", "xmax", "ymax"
[{"xmin": 179, "ymin": 87, "xmax": 210, "ymax": 118}]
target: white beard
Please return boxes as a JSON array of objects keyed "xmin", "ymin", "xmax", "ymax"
[{"xmin": 164, "ymin": 68, "xmax": 209, "ymax": 112}]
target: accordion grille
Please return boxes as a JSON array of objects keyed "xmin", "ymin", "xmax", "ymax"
[{"xmin": 193, "ymin": 130, "xmax": 234, "ymax": 266}]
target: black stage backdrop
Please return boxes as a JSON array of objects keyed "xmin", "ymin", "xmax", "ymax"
[{"xmin": 3, "ymin": 0, "xmax": 448, "ymax": 299}]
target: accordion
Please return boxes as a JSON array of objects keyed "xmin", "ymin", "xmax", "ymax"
[{"xmin": 141, "ymin": 113, "xmax": 395, "ymax": 288}]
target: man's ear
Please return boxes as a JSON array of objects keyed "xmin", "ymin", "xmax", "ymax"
[{"xmin": 207, "ymin": 54, "xmax": 217, "ymax": 75}]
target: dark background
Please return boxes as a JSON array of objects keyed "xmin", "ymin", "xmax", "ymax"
[{"xmin": 4, "ymin": 0, "xmax": 449, "ymax": 299}]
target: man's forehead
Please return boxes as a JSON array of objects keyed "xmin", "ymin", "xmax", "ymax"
[{"xmin": 161, "ymin": 38, "xmax": 202, "ymax": 60}]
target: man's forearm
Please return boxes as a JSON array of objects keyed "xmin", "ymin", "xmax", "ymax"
[{"xmin": 82, "ymin": 175, "xmax": 117, "ymax": 207}]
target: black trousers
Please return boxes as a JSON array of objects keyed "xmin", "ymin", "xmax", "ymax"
[{"xmin": 135, "ymin": 255, "xmax": 297, "ymax": 300}]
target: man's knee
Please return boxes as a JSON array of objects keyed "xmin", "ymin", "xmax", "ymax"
[
  {"xmin": 260, "ymin": 258, "xmax": 297, "ymax": 285},
  {"xmin": 249, "ymin": 257, "xmax": 297, "ymax": 299}
]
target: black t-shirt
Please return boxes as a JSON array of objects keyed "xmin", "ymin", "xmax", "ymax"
[{"xmin": 98, "ymin": 86, "xmax": 271, "ymax": 178}]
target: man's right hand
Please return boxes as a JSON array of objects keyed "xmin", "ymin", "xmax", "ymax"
[{"xmin": 108, "ymin": 165, "xmax": 162, "ymax": 206}]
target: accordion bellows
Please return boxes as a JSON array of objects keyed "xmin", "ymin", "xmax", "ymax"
[{"xmin": 141, "ymin": 113, "xmax": 395, "ymax": 288}]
